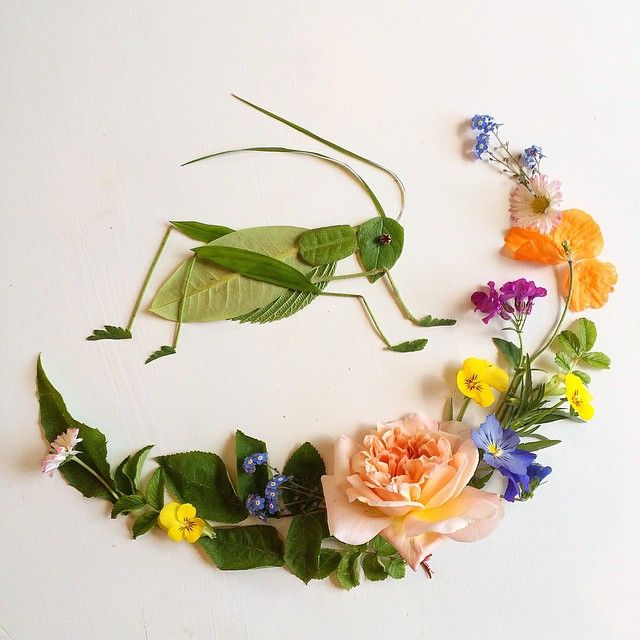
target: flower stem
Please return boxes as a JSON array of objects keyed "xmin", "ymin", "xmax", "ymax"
[
  {"xmin": 314, "ymin": 268, "xmax": 385, "ymax": 282},
  {"xmin": 70, "ymin": 456, "xmax": 119, "ymax": 501},
  {"xmin": 456, "ymin": 397, "xmax": 471, "ymax": 422},
  {"xmin": 384, "ymin": 270, "xmax": 421, "ymax": 324}
]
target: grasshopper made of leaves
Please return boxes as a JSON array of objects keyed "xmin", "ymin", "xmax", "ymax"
[{"xmin": 88, "ymin": 96, "xmax": 455, "ymax": 363}]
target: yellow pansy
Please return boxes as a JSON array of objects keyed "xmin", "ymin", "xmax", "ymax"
[
  {"xmin": 456, "ymin": 357, "xmax": 509, "ymax": 407},
  {"xmin": 565, "ymin": 373, "xmax": 594, "ymax": 420},
  {"xmin": 158, "ymin": 502, "xmax": 205, "ymax": 543}
]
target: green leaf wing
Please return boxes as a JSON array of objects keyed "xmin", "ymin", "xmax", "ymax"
[{"xmin": 298, "ymin": 225, "xmax": 357, "ymax": 265}]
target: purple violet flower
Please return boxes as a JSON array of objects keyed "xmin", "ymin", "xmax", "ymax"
[
  {"xmin": 471, "ymin": 281, "xmax": 509, "ymax": 324},
  {"xmin": 500, "ymin": 278, "xmax": 547, "ymax": 316}
]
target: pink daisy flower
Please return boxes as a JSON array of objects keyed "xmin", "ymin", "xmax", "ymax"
[
  {"xmin": 41, "ymin": 427, "xmax": 82, "ymax": 476},
  {"xmin": 509, "ymin": 175, "xmax": 563, "ymax": 234}
]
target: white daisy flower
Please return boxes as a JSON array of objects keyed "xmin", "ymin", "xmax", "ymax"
[
  {"xmin": 509, "ymin": 175, "xmax": 563, "ymax": 234},
  {"xmin": 52, "ymin": 427, "xmax": 82, "ymax": 454},
  {"xmin": 41, "ymin": 428, "xmax": 82, "ymax": 476}
]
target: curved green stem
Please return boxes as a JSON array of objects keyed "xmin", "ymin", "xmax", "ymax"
[
  {"xmin": 70, "ymin": 456, "xmax": 119, "ymax": 501},
  {"xmin": 456, "ymin": 397, "xmax": 471, "ymax": 422},
  {"xmin": 313, "ymin": 268, "xmax": 385, "ymax": 283}
]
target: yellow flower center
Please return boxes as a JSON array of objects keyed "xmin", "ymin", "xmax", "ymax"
[
  {"xmin": 180, "ymin": 518, "xmax": 197, "ymax": 532},
  {"xmin": 465, "ymin": 374, "xmax": 483, "ymax": 391},
  {"xmin": 571, "ymin": 391, "xmax": 583, "ymax": 407},
  {"xmin": 487, "ymin": 443, "xmax": 502, "ymax": 457},
  {"xmin": 531, "ymin": 196, "xmax": 550, "ymax": 215}
]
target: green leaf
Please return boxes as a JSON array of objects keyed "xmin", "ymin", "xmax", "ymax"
[
  {"xmin": 111, "ymin": 495, "xmax": 146, "ymax": 518},
  {"xmin": 86, "ymin": 325, "xmax": 131, "ymax": 341},
  {"xmin": 357, "ymin": 217, "xmax": 404, "ymax": 282},
  {"xmin": 150, "ymin": 227, "xmax": 312, "ymax": 321},
  {"xmin": 575, "ymin": 317, "xmax": 597, "ymax": 352},
  {"xmin": 444, "ymin": 396, "xmax": 454, "ymax": 422},
  {"xmin": 284, "ymin": 514, "xmax": 323, "ymax": 583},
  {"xmin": 362, "ymin": 554, "xmax": 387, "ymax": 582},
  {"xmin": 336, "ymin": 550, "xmax": 361, "ymax": 590},
  {"xmin": 199, "ymin": 525, "xmax": 284, "ymax": 570},
  {"xmin": 385, "ymin": 557, "xmax": 406, "ymax": 579},
  {"xmin": 145, "ymin": 346, "xmax": 176, "ymax": 364},
  {"xmin": 132, "ymin": 510, "xmax": 158, "ymax": 539},
  {"xmin": 298, "ymin": 225, "xmax": 357, "ymax": 266},
  {"xmin": 417, "ymin": 315, "xmax": 456, "ymax": 327},
  {"xmin": 123, "ymin": 445, "xmax": 153, "ymax": 492},
  {"xmin": 36, "ymin": 357, "xmax": 115, "ymax": 501},
  {"xmin": 469, "ymin": 469, "xmax": 494, "ymax": 490},
  {"xmin": 235, "ymin": 430, "xmax": 268, "ymax": 502},
  {"xmin": 554, "ymin": 351, "xmax": 572, "ymax": 372},
  {"xmin": 518, "ymin": 439, "xmax": 561, "ymax": 452},
  {"xmin": 580, "ymin": 351, "xmax": 611, "ymax": 369},
  {"xmin": 557, "ymin": 331, "xmax": 582, "ymax": 358},
  {"xmin": 572, "ymin": 370, "xmax": 592, "ymax": 385},
  {"xmin": 144, "ymin": 467, "xmax": 165, "ymax": 511},
  {"xmin": 282, "ymin": 443, "xmax": 326, "ymax": 514},
  {"xmin": 114, "ymin": 456, "xmax": 134, "ymax": 495},
  {"xmin": 493, "ymin": 337, "xmax": 522, "ymax": 368},
  {"xmin": 387, "ymin": 339, "xmax": 428, "ymax": 353},
  {"xmin": 193, "ymin": 245, "xmax": 321, "ymax": 294},
  {"xmin": 157, "ymin": 451, "xmax": 246, "ymax": 523},
  {"xmin": 316, "ymin": 549, "xmax": 342, "ymax": 580},
  {"xmin": 170, "ymin": 221, "xmax": 234, "ymax": 243},
  {"xmin": 371, "ymin": 535, "xmax": 397, "ymax": 557},
  {"xmin": 233, "ymin": 262, "xmax": 335, "ymax": 324}
]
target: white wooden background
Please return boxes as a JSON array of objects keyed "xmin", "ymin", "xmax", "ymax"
[{"xmin": 1, "ymin": 2, "xmax": 639, "ymax": 638}]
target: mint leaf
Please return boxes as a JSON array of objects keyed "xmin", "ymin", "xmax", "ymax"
[
  {"xmin": 580, "ymin": 351, "xmax": 611, "ymax": 369},
  {"xmin": 123, "ymin": 445, "xmax": 153, "ymax": 492},
  {"xmin": 298, "ymin": 225, "xmax": 357, "ymax": 266},
  {"xmin": 170, "ymin": 221, "xmax": 234, "ymax": 243},
  {"xmin": 200, "ymin": 525, "xmax": 284, "ymax": 570},
  {"xmin": 387, "ymin": 339, "xmax": 428, "ymax": 353},
  {"xmin": 132, "ymin": 510, "xmax": 158, "ymax": 539},
  {"xmin": 145, "ymin": 467, "xmax": 165, "ymax": 511},
  {"xmin": 282, "ymin": 443, "xmax": 326, "ymax": 514},
  {"xmin": 336, "ymin": 549, "xmax": 361, "ymax": 589},
  {"xmin": 357, "ymin": 217, "xmax": 404, "ymax": 282},
  {"xmin": 576, "ymin": 317, "xmax": 597, "ymax": 351},
  {"xmin": 235, "ymin": 430, "xmax": 268, "ymax": 501},
  {"xmin": 86, "ymin": 325, "xmax": 131, "ymax": 341},
  {"xmin": 114, "ymin": 456, "xmax": 134, "ymax": 495},
  {"xmin": 284, "ymin": 513, "xmax": 323, "ymax": 583},
  {"xmin": 493, "ymin": 337, "xmax": 521, "ymax": 368},
  {"xmin": 362, "ymin": 554, "xmax": 387, "ymax": 581},
  {"xmin": 315, "ymin": 549, "xmax": 341, "ymax": 580},
  {"xmin": 111, "ymin": 495, "xmax": 146, "ymax": 518},
  {"xmin": 157, "ymin": 451, "xmax": 246, "ymax": 523}
]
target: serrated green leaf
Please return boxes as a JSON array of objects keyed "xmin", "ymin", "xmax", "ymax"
[
  {"xmin": 315, "ymin": 549, "xmax": 342, "ymax": 580},
  {"xmin": 371, "ymin": 535, "xmax": 397, "ymax": 557},
  {"xmin": 298, "ymin": 225, "xmax": 357, "ymax": 266},
  {"xmin": 36, "ymin": 357, "xmax": 115, "ymax": 501},
  {"xmin": 111, "ymin": 495, "xmax": 146, "ymax": 518},
  {"xmin": 557, "ymin": 331, "xmax": 582, "ymax": 358},
  {"xmin": 114, "ymin": 456, "xmax": 134, "ymax": 495},
  {"xmin": 387, "ymin": 339, "xmax": 428, "ymax": 353},
  {"xmin": 385, "ymin": 557, "xmax": 406, "ymax": 579},
  {"xmin": 518, "ymin": 439, "xmax": 561, "ymax": 452},
  {"xmin": 417, "ymin": 315, "xmax": 456, "ymax": 327},
  {"xmin": 282, "ymin": 443, "xmax": 326, "ymax": 514},
  {"xmin": 362, "ymin": 554, "xmax": 388, "ymax": 581},
  {"xmin": 233, "ymin": 262, "xmax": 335, "ymax": 324},
  {"xmin": 284, "ymin": 513, "xmax": 323, "ymax": 583},
  {"xmin": 170, "ymin": 221, "xmax": 234, "ymax": 243},
  {"xmin": 199, "ymin": 525, "xmax": 284, "ymax": 570},
  {"xmin": 157, "ymin": 451, "xmax": 246, "ymax": 523},
  {"xmin": 145, "ymin": 346, "xmax": 176, "ymax": 364},
  {"xmin": 145, "ymin": 467, "xmax": 165, "ymax": 511},
  {"xmin": 150, "ymin": 227, "xmax": 311, "ymax": 321},
  {"xmin": 235, "ymin": 430, "xmax": 268, "ymax": 501},
  {"xmin": 572, "ymin": 370, "xmax": 591, "ymax": 385},
  {"xmin": 554, "ymin": 351, "xmax": 572, "ymax": 372},
  {"xmin": 575, "ymin": 317, "xmax": 597, "ymax": 352},
  {"xmin": 580, "ymin": 351, "xmax": 611, "ymax": 369},
  {"xmin": 132, "ymin": 510, "xmax": 158, "ymax": 539},
  {"xmin": 193, "ymin": 245, "xmax": 321, "ymax": 294},
  {"xmin": 86, "ymin": 325, "xmax": 132, "ymax": 341},
  {"xmin": 357, "ymin": 217, "xmax": 404, "ymax": 282},
  {"xmin": 493, "ymin": 337, "xmax": 522, "ymax": 368},
  {"xmin": 123, "ymin": 445, "xmax": 153, "ymax": 492},
  {"xmin": 336, "ymin": 550, "xmax": 361, "ymax": 590}
]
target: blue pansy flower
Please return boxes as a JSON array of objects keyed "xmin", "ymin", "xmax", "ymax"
[{"xmin": 503, "ymin": 462, "xmax": 552, "ymax": 502}]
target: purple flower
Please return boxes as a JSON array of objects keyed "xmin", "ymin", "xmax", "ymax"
[
  {"xmin": 500, "ymin": 278, "xmax": 547, "ymax": 315},
  {"xmin": 521, "ymin": 145, "xmax": 544, "ymax": 170},
  {"xmin": 471, "ymin": 281, "xmax": 510, "ymax": 324},
  {"xmin": 504, "ymin": 462, "xmax": 552, "ymax": 502}
]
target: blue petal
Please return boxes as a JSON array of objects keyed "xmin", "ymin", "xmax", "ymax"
[{"xmin": 500, "ymin": 428, "xmax": 520, "ymax": 451}]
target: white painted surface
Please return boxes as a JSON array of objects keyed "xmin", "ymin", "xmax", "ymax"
[{"xmin": 1, "ymin": 2, "xmax": 639, "ymax": 638}]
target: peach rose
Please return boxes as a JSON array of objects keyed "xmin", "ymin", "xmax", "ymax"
[{"xmin": 321, "ymin": 414, "xmax": 504, "ymax": 569}]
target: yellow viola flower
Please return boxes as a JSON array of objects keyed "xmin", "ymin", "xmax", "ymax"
[
  {"xmin": 456, "ymin": 357, "xmax": 509, "ymax": 407},
  {"xmin": 158, "ymin": 502, "xmax": 205, "ymax": 543},
  {"xmin": 565, "ymin": 373, "xmax": 594, "ymax": 420}
]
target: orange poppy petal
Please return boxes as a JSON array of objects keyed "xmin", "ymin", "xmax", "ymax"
[
  {"xmin": 504, "ymin": 227, "xmax": 564, "ymax": 264},
  {"xmin": 550, "ymin": 209, "xmax": 604, "ymax": 261},
  {"xmin": 562, "ymin": 259, "xmax": 617, "ymax": 311}
]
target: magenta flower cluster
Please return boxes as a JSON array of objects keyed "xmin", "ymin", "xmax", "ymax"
[{"xmin": 471, "ymin": 278, "xmax": 547, "ymax": 324}]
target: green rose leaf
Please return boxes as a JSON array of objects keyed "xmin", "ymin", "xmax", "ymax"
[
  {"xmin": 493, "ymin": 337, "xmax": 522, "ymax": 368},
  {"xmin": 157, "ymin": 451, "xmax": 246, "ymax": 523},
  {"xmin": 123, "ymin": 445, "xmax": 154, "ymax": 492},
  {"xmin": 575, "ymin": 317, "xmax": 597, "ymax": 352},
  {"xmin": 336, "ymin": 549, "xmax": 361, "ymax": 590},
  {"xmin": 282, "ymin": 443, "xmax": 326, "ymax": 514},
  {"xmin": 371, "ymin": 535, "xmax": 397, "ymax": 557},
  {"xmin": 357, "ymin": 217, "xmax": 405, "ymax": 282},
  {"xmin": 111, "ymin": 495, "xmax": 147, "ymax": 519},
  {"xmin": 145, "ymin": 467, "xmax": 165, "ymax": 511},
  {"xmin": 200, "ymin": 525, "xmax": 284, "ymax": 570},
  {"xmin": 36, "ymin": 357, "xmax": 115, "ymax": 502},
  {"xmin": 170, "ymin": 221, "xmax": 234, "ymax": 243},
  {"xmin": 315, "ymin": 549, "xmax": 342, "ymax": 580},
  {"xmin": 580, "ymin": 351, "xmax": 611, "ymax": 369},
  {"xmin": 284, "ymin": 513, "xmax": 323, "ymax": 583},
  {"xmin": 385, "ymin": 557, "xmax": 406, "ymax": 579},
  {"xmin": 297, "ymin": 225, "xmax": 357, "ymax": 266},
  {"xmin": 362, "ymin": 554, "xmax": 388, "ymax": 582},
  {"xmin": 235, "ymin": 430, "xmax": 268, "ymax": 501},
  {"xmin": 132, "ymin": 510, "xmax": 158, "ymax": 539},
  {"xmin": 387, "ymin": 339, "xmax": 428, "ymax": 353}
]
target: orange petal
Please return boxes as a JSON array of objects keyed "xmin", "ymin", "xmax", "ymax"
[
  {"xmin": 550, "ymin": 209, "xmax": 604, "ymax": 261},
  {"xmin": 504, "ymin": 227, "xmax": 564, "ymax": 264},
  {"xmin": 563, "ymin": 259, "xmax": 617, "ymax": 311}
]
